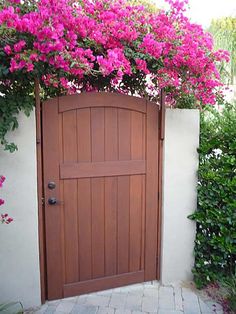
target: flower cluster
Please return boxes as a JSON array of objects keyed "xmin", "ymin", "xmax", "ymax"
[
  {"xmin": 0, "ymin": 0, "xmax": 230, "ymax": 105},
  {"xmin": 0, "ymin": 175, "xmax": 5, "ymax": 188},
  {"xmin": 1, "ymin": 213, "xmax": 13, "ymax": 224},
  {"xmin": 0, "ymin": 176, "xmax": 13, "ymax": 225}
]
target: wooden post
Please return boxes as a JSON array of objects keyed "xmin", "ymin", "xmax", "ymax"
[
  {"xmin": 157, "ymin": 89, "xmax": 165, "ymax": 279},
  {"xmin": 35, "ymin": 78, "xmax": 46, "ymax": 303}
]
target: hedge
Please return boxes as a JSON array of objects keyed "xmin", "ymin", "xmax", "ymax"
[{"xmin": 189, "ymin": 102, "xmax": 236, "ymax": 288}]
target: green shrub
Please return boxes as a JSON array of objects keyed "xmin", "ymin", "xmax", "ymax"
[
  {"xmin": 220, "ymin": 274, "xmax": 236, "ymax": 312},
  {"xmin": 189, "ymin": 102, "xmax": 236, "ymax": 289}
]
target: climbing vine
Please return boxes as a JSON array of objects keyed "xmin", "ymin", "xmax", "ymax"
[
  {"xmin": 0, "ymin": 175, "xmax": 13, "ymax": 224},
  {"xmin": 0, "ymin": 0, "xmax": 229, "ymax": 151}
]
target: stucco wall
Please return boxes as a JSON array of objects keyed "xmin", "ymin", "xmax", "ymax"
[
  {"xmin": 161, "ymin": 109, "xmax": 199, "ymax": 284},
  {"xmin": 0, "ymin": 111, "xmax": 41, "ymax": 308}
]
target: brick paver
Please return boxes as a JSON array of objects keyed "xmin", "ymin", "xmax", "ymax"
[
  {"xmin": 125, "ymin": 294, "xmax": 142, "ymax": 311},
  {"xmin": 109, "ymin": 292, "xmax": 127, "ymax": 309},
  {"xmin": 182, "ymin": 287, "xmax": 201, "ymax": 314},
  {"xmin": 30, "ymin": 281, "xmax": 223, "ymax": 314},
  {"xmin": 158, "ymin": 286, "xmax": 175, "ymax": 311},
  {"xmin": 86, "ymin": 295, "xmax": 110, "ymax": 307}
]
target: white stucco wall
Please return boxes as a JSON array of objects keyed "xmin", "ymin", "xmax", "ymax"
[
  {"xmin": 0, "ymin": 111, "xmax": 41, "ymax": 308},
  {"xmin": 161, "ymin": 109, "xmax": 199, "ymax": 284}
]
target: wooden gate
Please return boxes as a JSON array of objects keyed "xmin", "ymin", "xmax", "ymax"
[{"xmin": 42, "ymin": 92, "xmax": 160, "ymax": 300}]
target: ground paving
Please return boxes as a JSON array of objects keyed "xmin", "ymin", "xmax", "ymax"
[{"xmin": 29, "ymin": 282, "xmax": 223, "ymax": 314}]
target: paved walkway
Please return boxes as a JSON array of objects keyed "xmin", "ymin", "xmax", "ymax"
[{"xmin": 31, "ymin": 282, "xmax": 223, "ymax": 314}]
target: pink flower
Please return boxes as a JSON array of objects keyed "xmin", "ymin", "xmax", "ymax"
[
  {"xmin": 140, "ymin": 34, "xmax": 164, "ymax": 59},
  {"xmin": 6, "ymin": 217, "xmax": 13, "ymax": 224},
  {"xmin": 60, "ymin": 77, "xmax": 69, "ymax": 89},
  {"xmin": 4, "ymin": 45, "xmax": 12, "ymax": 55},
  {"xmin": 13, "ymin": 40, "xmax": 26, "ymax": 52},
  {"xmin": 29, "ymin": 53, "xmax": 38, "ymax": 61},
  {"xmin": 135, "ymin": 59, "xmax": 150, "ymax": 74},
  {"xmin": 0, "ymin": 176, "xmax": 6, "ymax": 187},
  {"xmin": 9, "ymin": 59, "xmax": 19, "ymax": 72},
  {"xmin": 1, "ymin": 213, "xmax": 13, "ymax": 224},
  {"xmin": 0, "ymin": 176, "xmax": 13, "ymax": 225},
  {"xmin": 26, "ymin": 63, "xmax": 34, "ymax": 72},
  {"xmin": 0, "ymin": 0, "xmax": 230, "ymax": 105},
  {"xmin": 18, "ymin": 60, "xmax": 26, "ymax": 69},
  {"xmin": 0, "ymin": 175, "xmax": 5, "ymax": 183}
]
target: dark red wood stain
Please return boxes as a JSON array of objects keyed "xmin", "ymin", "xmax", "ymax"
[{"xmin": 42, "ymin": 93, "xmax": 160, "ymax": 299}]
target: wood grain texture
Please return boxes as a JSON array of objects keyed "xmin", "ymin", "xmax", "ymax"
[
  {"xmin": 145, "ymin": 101, "xmax": 159, "ymax": 280},
  {"xmin": 43, "ymin": 98, "xmax": 63, "ymax": 300},
  {"xmin": 42, "ymin": 93, "xmax": 160, "ymax": 299},
  {"xmin": 62, "ymin": 111, "xmax": 79, "ymax": 283},
  {"xmin": 58, "ymin": 114, "xmax": 66, "ymax": 285},
  {"xmin": 91, "ymin": 108, "xmax": 105, "ymax": 279},
  {"xmin": 64, "ymin": 271, "xmax": 144, "ymax": 297},
  {"xmin": 35, "ymin": 79, "xmax": 46, "ymax": 303},
  {"xmin": 117, "ymin": 109, "xmax": 131, "ymax": 274},
  {"xmin": 105, "ymin": 108, "xmax": 118, "ymax": 276},
  {"xmin": 77, "ymin": 179, "xmax": 92, "ymax": 281},
  {"xmin": 129, "ymin": 111, "xmax": 143, "ymax": 272},
  {"xmin": 77, "ymin": 109, "xmax": 92, "ymax": 281},
  {"xmin": 59, "ymin": 92, "xmax": 147, "ymax": 113},
  {"xmin": 60, "ymin": 160, "xmax": 145, "ymax": 179}
]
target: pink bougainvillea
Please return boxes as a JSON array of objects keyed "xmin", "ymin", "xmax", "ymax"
[
  {"xmin": 0, "ymin": 0, "xmax": 230, "ymax": 105},
  {"xmin": 0, "ymin": 176, "xmax": 13, "ymax": 225}
]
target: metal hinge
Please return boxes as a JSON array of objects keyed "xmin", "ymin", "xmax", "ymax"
[{"xmin": 41, "ymin": 197, "xmax": 45, "ymax": 205}]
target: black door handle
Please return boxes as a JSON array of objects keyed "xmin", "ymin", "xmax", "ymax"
[{"xmin": 48, "ymin": 197, "xmax": 57, "ymax": 205}]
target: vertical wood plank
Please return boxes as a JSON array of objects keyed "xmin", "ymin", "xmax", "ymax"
[
  {"xmin": 145, "ymin": 101, "xmax": 159, "ymax": 280},
  {"xmin": 105, "ymin": 108, "xmax": 118, "ymax": 276},
  {"xmin": 131, "ymin": 111, "xmax": 143, "ymax": 160},
  {"xmin": 129, "ymin": 175, "xmax": 142, "ymax": 272},
  {"xmin": 62, "ymin": 111, "xmax": 79, "ymax": 283},
  {"xmin": 141, "ymin": 115, "xmax": 146, "ymax": 270},
  {"xmin": 118, "ymin": 109, "xmax": 131, "ymax": 160},
  {"xmin": 77, "ymin": 109, "xmax": 92, "ymax": 281},
  {"xmin": 59, "ymin": 114, "xmax": 66, "ymax": 285},
  {"xmin": 129, "ymin": 112, "xmax": 143, "ymax": 272},
  {"xmin": 91, "ymin": 108, "xmax": 105, "ymax": 279},
  {"xmin": 141, "ymin": 175, "xmax": 146, "ymax": 270},
  {"xmin": 91, "ymin": 108, "xmax": 105, "ymax": 161},
  {"xmin": 104, "ymin": 178, "xmax": 117, "ymax": 275},
  {"xmin": 117, "ymin": 109, "xmax": 131, "ymax": 274},
  {"xmin": 77, "ymin": 109, "xmax": 92, "ymax": 162},
  {"xmin": 117, "ymin": 176, "xmax": 130, "ymax": 274},
  {"xmin": 63, "ymin": 181, "xmax": 78, "ymax": 283},
  {"xmin": 35, "ymin": 79, "xmax": 46, "ymax": 303},
  {"xmin": 43, "ymin": 98, "xmax": 63, "ymax": 300},
  {"xmin": 77, "ymin": 179, "xmax": 92, "ymax": 280},
  {"xmin": 105, "ymin": 108, "xmax": 118, "ymax": 161}
]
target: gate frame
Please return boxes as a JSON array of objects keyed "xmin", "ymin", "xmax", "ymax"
[{"xmin": 35, "ymin": 80, "xmax": 165, "ymax": 303}]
